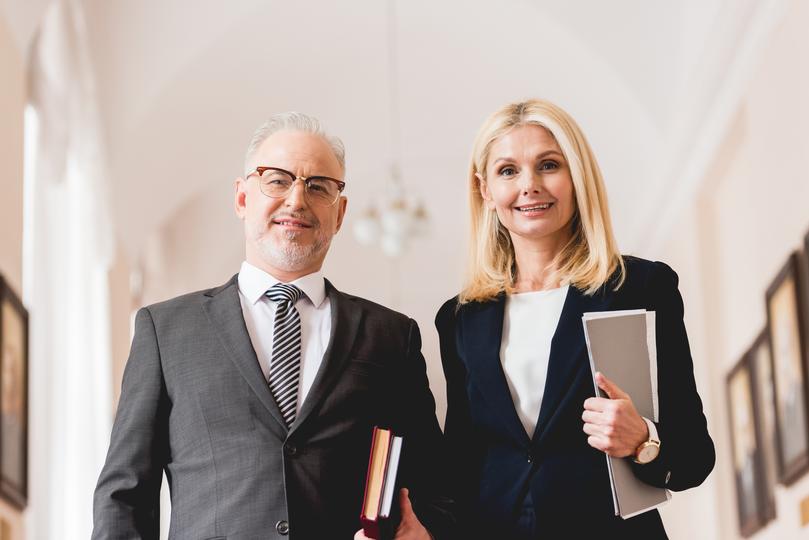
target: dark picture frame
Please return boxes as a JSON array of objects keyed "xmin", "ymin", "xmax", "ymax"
[
  {"xmin": 726, "ymin": 353, "xmax": 767, "ymax": 536},
  {"xmin": 746, "ymin": 330, "xmax": 777, "ymax": 523},
  {"xmin": 766, "ymin": 253, "xmax": 809, "ymax": 485},
  {"xmin": 0, "ymin": 275, "xmax": 28, "ymax": 508}
]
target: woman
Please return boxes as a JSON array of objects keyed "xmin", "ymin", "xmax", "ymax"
[{"xmin": 436, "ymin": 99, "xmax": 714, "ymax": 539}]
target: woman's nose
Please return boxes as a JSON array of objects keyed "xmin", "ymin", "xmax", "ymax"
[{"xmin": 518, "ymin": 170, "xmax": 541, "ymax": 194}]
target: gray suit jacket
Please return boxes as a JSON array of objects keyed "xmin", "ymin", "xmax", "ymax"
[{"xmin": 92, "ymin": 275, "xmax": 454, "ymax": 540}]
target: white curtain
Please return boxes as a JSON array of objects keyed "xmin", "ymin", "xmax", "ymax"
[{"xmin": 23, "ymin": 0, "xmax": 114, "ymax": 538}]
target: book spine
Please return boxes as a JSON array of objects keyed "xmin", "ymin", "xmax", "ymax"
[{"xmin": 361, "ymin": 516, "xmax": 382, "ymax": 539}]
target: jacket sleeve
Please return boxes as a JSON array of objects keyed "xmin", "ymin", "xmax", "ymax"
[
  {"xmin": 434, "ymin": 299, "xmax": 480, "ymax": 537},
  {"xmin": 393, "ymin": 317, "xmax": 457, "ymax": 539},
  {"xmin": 630, "ymin": 262, "xmax": 715, "ymax": 490},
  {"xmin": 92, "ymin": 307, "xmax": 170, "ymax": 539}
]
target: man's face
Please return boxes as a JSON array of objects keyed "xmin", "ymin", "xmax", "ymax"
[{"xmin": 235, "ymin": 130, "xmax": 347, "ymax": 278}]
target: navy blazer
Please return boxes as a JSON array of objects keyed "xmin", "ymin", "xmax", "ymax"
[{"xmin": 435, "ymin": 257, "xmax": 715, "ymax": 539}]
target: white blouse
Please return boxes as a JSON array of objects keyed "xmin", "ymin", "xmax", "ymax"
[{"xmin": 500, "ymin": 285, "xmax": 570, "ymax": 438}]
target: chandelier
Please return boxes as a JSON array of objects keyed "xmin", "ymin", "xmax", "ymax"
[{"xmin": 352, "ymin": 0, "xmax": 429, "ymax": 257}]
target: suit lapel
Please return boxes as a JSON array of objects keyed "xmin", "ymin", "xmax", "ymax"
[
  {"xmin": 460, "ymin": 295, "xmax": 531, "ymax": 445},
  {"xmin": 532, "ymin": 285, "xmax": 611, "ymax": 446},
  {"xmin": 291, "ymin": 280, "xmax": 361, "ymax": 434},
  {"xmin": 202, "ymin": 275, "xmax": 288, "ymax": 432}
]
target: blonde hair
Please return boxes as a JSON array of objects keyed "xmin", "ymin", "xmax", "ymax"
[{"xmin": 459, "ymin": 99, "xmax": 625, "ymax": 304}]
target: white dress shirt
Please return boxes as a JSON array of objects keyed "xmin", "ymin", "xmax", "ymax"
[
  {"xmin": 500, "ymin": 285, "xmax": 570, "ymax": 438},
  {"xmin": 237, "ymin": 261, "xmax": 331, "ymax": 415}
]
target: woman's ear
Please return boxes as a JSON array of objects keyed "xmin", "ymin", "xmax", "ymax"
[{"xmin": 477, "ymin": 173, "xmax": 495, "ymax": 209}]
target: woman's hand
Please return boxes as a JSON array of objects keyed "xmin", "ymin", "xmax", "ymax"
[
  {"xmin": 582, "ymin": 372, "xmax": 649, "ymax": 458},
  {"xmin": 354, "ymin": 488, "xmax": 432, "ymax": 540}
]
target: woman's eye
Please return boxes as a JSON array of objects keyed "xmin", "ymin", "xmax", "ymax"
[
  {"xmin": 539, "ymin": 160, "xmax": 559, "ymax": 171},
  {"xmin": 499, "ymin": 167, "xmax": 517, "ymax": 177}
]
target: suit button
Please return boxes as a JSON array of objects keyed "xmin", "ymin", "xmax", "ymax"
[
  {"xmin": 276, "ymin": 520, "xmax": 290, "ymax": 535},
  {"xmin": 527, "ymin": 453, "xmax": 533, "ymax": 463},
  {"xmin": 284, "ymin": 443, "xmax": 297, "ymax": 456}
]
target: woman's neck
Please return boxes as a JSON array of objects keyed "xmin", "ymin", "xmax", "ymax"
[{"xmin": 511, "ymin": 233, "xmax": 570, "ymax": 292}]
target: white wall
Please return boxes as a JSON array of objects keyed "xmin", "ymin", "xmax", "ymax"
[
  {"xmin": 657, "ymin": 0, "xmax": 809, "ymax": 537},
  {"xmin": 0, "ymin": 10, "xmax": 26, "ymax": 540}
]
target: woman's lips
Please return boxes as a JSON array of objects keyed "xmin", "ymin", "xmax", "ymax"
[{"xmin": 515, "ymin": 202, "xmax": 554, "ymax": 215}]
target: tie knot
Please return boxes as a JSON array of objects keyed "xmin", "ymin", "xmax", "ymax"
[{"xmin": 265, "ymin": 283, "xmax": 304, "ymax": 305}]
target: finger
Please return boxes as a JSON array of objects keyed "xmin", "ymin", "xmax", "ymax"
[
  {"xmin": 581, "ymin": 410, "xmax": 603, "ymax": 424},
  {"xmin": 583, "ymin": 397, "xmax": 610, "ymax": 412},
  {"xmin": 596, "ymin": 372, "xmax": 629, "ymax": 400},
  {"xmin": 354, "ymin": 530, "xmax": 370, "ymax": 540},
  {"xmin": 582, "ymin": 422, "xmax": 611, "ymax": 437},
  {"xmin": 587, "ymin": 435, "xmax": 609, "ymax": 452},
  {"xmin": 398, "ymin": 488, "xmax": 414, "ymax": 520}
]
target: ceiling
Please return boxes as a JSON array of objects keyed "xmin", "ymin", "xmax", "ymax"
[{"xmin": 0, "ymin": 0, "xmax": 774, "ymax": 261}]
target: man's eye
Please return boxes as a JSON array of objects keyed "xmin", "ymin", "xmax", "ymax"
[{"xmin": 308, "ymin": 182, "xmax": 328, "ymax": 193}]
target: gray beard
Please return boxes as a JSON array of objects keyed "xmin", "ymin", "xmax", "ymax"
[{"xmin": 250, "ymin": 221, "xmax": 331, "ymax": 273}]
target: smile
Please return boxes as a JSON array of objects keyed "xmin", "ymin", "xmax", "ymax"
[
  {"xmin": 515, "ymin": 203, "xmax": 553, "ymax": 212},
  {"xmin": 272, "ymin": 218, "xmax": 313, "ymax": 229}
]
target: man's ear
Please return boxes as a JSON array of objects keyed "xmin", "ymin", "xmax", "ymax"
[
  {"xmin": 333, "ymin": 196, "xmax": 348, "ymax": 233},
  {"xmin": 234, "ymin": 177, "xmax": 248, "ymax": 219}
]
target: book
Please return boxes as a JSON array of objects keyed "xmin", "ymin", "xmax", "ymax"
[
  {"xmin": 361, "ymin": 426, "xmax": 404, "ymax": 539},
  {"xmin": 582, "ymin": 310, "xmax": 671, "ymax": 519}
]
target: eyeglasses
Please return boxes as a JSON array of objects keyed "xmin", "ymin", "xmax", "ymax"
[{"xmin": 245, "ymin": 166, "xmax": 346, "ymax": 206}]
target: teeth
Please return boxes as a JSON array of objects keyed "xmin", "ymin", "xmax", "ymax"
[{"xmin": 519, "ymin": 203, "xmax": 551, "ymax": 211}]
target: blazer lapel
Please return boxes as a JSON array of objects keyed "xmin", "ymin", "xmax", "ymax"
[
  {"xmin": 532, "ymin": 285, "xmax": 611, "ymax": 446},
  {"xmin": 290, "ymin": 280, "xmax": 361, "ymax": 434},
  {"xmin": 202, "ymin": 275, "xmax": 288, "ymax": 432},
  {"xmin": 460, "ymin": 295, "xmax": 531, "ymax": 445}
]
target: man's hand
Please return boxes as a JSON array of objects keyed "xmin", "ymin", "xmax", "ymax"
[
  {"xmin": 582, "ymin": 372, "xmax": 648, "ymax": 458},
  {"xmin": 354, "ymin": 488, "xmax": 432, "ymax": 540}
]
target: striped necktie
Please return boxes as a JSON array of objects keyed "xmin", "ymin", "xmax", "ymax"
[{"xmin": 265, "ymin": 283, "xmax": 304, "ymax": 428}]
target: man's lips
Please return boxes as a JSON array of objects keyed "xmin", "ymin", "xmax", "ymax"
[{"xmin": 271, "ymin": 217, "xmax": 313, "ymax": 228}]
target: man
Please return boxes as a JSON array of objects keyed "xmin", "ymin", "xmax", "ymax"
[{"xmin": 93, "ymin": 113, "xmax": 454, "ymax": 539}]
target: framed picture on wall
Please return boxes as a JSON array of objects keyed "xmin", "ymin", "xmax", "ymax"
[
  {"xmin": 0, "ymin": 275, "xmax": 28, "ymax": 508},
  {"xmin": 766, "ymin": 253, "xmax": 809, "ymax": 485},
  {"xmin": 747, "ymin": 330, "xmax": 777, "ymax": 522},
  {"xmin": 727, "ymin": 354, "xmax": 767, "ymax": 536}
]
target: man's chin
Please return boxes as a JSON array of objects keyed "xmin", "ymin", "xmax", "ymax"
[{"xmin": 258, "ymin": 240, "xmax": 326, "ymax": 273}]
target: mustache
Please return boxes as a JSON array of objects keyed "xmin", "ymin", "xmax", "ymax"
[{"xmin": 269, "ymin": 211, "xmax": 320, "ymax": 227}]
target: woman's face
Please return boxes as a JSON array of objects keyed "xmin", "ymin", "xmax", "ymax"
[{"xmin": 481, "ymin": 124, "xmax": 576, "ymax": 252}]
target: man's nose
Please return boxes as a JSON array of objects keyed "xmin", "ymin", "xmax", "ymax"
[{"xmin": 284, "ymin": 178, "xmax": 308, "ymax": 208}]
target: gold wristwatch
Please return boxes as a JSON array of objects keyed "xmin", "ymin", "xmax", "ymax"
[{"xmin": 633, "ymin": 418, "xmax": 660, "ymax": 465}]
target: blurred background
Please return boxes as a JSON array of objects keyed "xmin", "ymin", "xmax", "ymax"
[{"xmin": 1, "ymin": 0, "xmax": 809, "ymax": 538}]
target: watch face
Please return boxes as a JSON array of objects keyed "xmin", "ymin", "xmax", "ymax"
[{"xmin": 638, "ymin": 444, "xmax": 660, "ymax": 464}]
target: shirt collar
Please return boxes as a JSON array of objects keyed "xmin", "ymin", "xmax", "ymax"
[{"xmin": 238, "ymin": 260, "xmax": 327, "ymax": 307}]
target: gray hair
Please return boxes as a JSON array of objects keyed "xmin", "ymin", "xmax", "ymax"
[{"xmin": 243, "ymin": 112, "xmax": 346, "ymax": 174}]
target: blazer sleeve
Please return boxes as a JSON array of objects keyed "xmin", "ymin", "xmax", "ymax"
[
  {"xmin": 92, "ymin": 307, "xmax": 170, "ymax": 539},
  {"xmin": 394, "ymin": 317, "xmax": 457, "ymax": 539},
  {"xmin": 434, "ymin": 299, "xmax": 480, "ymax": 537},
  {"xmin": 630, "ymin": 262, "xmax": 715, "ymax": 491}
]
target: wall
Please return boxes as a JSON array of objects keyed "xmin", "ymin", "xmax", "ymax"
[
  {"xmin": 658, "ymin": 0, "xmax": 809, "ymax": 537},
  {"xmin": 0, "ymin": 11, "xmax": 27, "ymax": 540}
]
